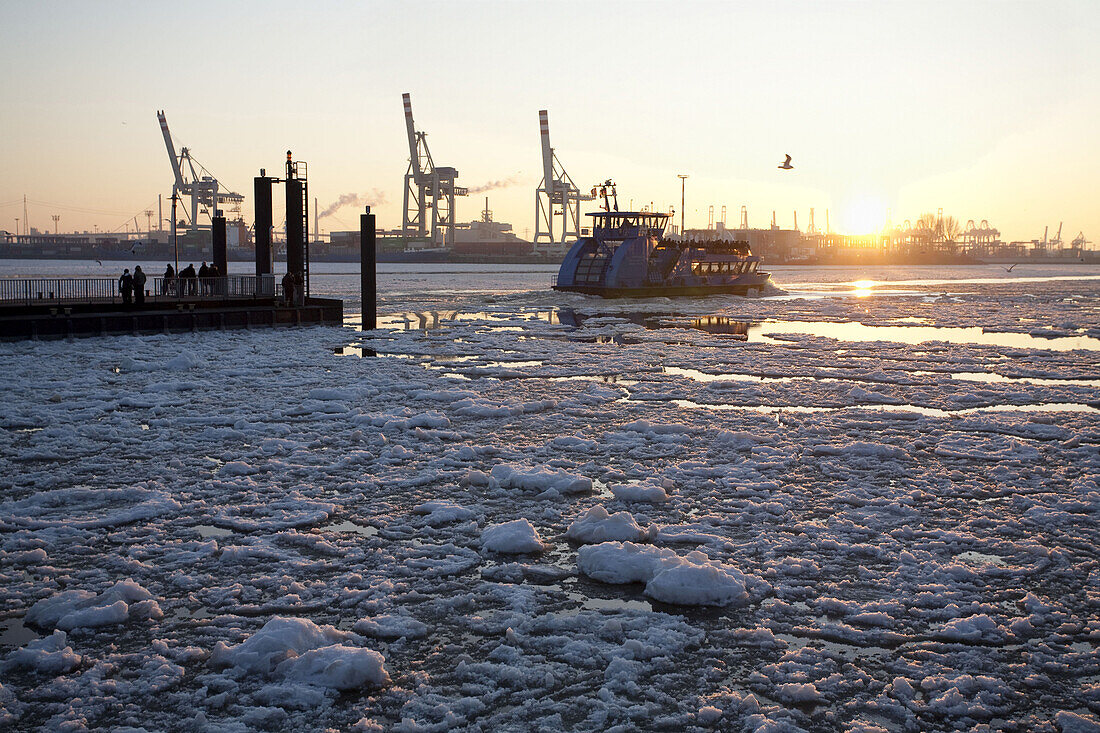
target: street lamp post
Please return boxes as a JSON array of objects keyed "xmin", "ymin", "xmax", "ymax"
[
  {"xmin": 677, "ymin": 174, "xmax": 689, "ymax": 236},
  {"xmin": 171, "ymin": 191, "xmax": 179, "ymax": 277}
]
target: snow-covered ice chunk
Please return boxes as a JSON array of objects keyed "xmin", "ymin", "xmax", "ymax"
[
  {"xmin": 307, "ymin": 387, "xmax": 357, "ymax": 401},
  {"xmin": 412, "ymin": 500, "xmax": 476, "ymax": 526},
  {"xmin": 935, "ymin": 434, "xmax": 1040, "ymax": 462},
  {"xmin": 934, "ymin": 613, "xmax": 1008, "ymax": 644},
  {"xmin": 481, "ymin": 518, "xmax": 546, "ymax": 553},
  {"xmin": 218, "ymin": 461, "xmax": 258, "ymax": 476},
  {"xmin": 276, "ymin": 645, "xmax": 389, "ymax": 690},
  {"xmin": 774, "ymin": 682, "xmax": 825, "ymax": 703},
  {"xmin": 25, "ymin": 580, "xmax": 158, "ymax": 631},
  {"xmin": 697, "ymin": 705, "xmax": 723, "ymax": 724},
  {"xmin": 214, "ymin": 497, "xmax": 336, "ymax": 531},
  {"xmin": 490, "ymin": 464, "xmax": 592, "ymax": 494},
  {"xmin": 3, "ymin": 631, "xmax": 81, "ymax": 675},
  {"xmin": 2, "ymin": 486, "xmax": 181, "ymax": 529},
  {"xmin": 622, "ymin": 419, "xmax": 694, "ymax": 436},
  {"xmin": 644, "ymin": 563, "xmax": 749, "ymax": 607},
  {"xmin": 567, "ymin": 505, "xmax": 648, "ymax": 543},
  {"xmin": 579, "ymin": 542, "xmax": 761, "ymax": 607},
  {"xmin": 353, "ymin": 615, "xmax": 429, "ymax": 640},
  {"xmin": 1055, "ymin": 711, "xmax": 1100, "ymax": 733},
  {"xmin": 211, "ymin": 616, "xmax": 386, "ymax": 688},
  {"xmin": 550, "ymin": 435, "xmax": 598, "ymax": 452},
  {"xmin": 610, "ymin": 481, "xmax": 669, "ymax": 503},
  {"xmin": 211, "ymin": 616, "xmax": 352, "ymax": 674},
  {"xmin": 577, "ymin": 542, "xmax": 681, "ymax": 584},
  {"xmin": 812, "ymin": 441, "xmax": 907, "ymax": 460}
]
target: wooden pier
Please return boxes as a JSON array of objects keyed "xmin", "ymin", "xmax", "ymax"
[{"xmin": 0, "ymin": 276, "xmax": 342, "ymax": 341}]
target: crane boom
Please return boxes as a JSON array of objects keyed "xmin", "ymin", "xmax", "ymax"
[
  {"xmin": 538, "ymin": 110, "xmax": 555, "ymax": 195},
  {"xmin": 402, "ymin": 93, "xmax": 421, "ymax": 181},
  {"xmin": 156, "ymin": 110, "xmax": 185, "ymax": 190}
]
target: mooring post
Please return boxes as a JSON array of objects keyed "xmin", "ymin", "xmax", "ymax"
[
  {"xmin": 212, "ymin": 213, "xmax": 227, "ymax": 291},
  {"xmin": 360, "ymin": 207, "xmax": 376, "ymax": 330},
  {"xmin": 254, "ymin": 172, "xmax": 273, "ymax": 288}
]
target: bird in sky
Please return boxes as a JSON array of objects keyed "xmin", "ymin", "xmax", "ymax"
[{"xmin": 778, "ymin": 154, "xmax": 793, "ymax": 170}]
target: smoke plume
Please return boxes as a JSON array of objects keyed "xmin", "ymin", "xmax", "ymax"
[
  {"xmin": 466, "ymin": 175, "xmax": 525, "ymax": 195},
  {"xmin": 318, "ymin": 190, "xmax": 388, "ymax": 219}
]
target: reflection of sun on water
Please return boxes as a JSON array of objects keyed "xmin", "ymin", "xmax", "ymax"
[{"xmin": 851, "ymin": 279, "xmax": 875, "ymax": 297}]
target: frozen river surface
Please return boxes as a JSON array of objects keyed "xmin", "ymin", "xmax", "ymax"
[{"xmin": 1, "ymin": 265, "xmax": 1098, "ymax": 731}]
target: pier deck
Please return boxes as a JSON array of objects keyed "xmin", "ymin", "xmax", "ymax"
[{"xmin": 0, "ymin": 276, "xmax": 342, "ymax": 341}]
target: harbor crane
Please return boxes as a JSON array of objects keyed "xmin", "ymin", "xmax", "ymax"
[
  {"xmin": 534, "ymin": 109, "xmax": 595, "ymax": 253},
  {"xmin": 156, "ymin": 111, "xmax": 244, "ymax": 234},
  {"xmin": 1050, "ymin": 221, "xmax": 1063, "ymax": 251},
  {"xmin": 401, "ymin": 93, "xmax": 467, "ymax": 247}
]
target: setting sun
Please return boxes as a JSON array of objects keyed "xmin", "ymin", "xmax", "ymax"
[{"xmin": 840, "ymin": 196, "xmax": 889, "ymax": 235}]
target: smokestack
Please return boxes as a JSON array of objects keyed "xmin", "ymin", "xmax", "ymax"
[{"xmin": 315, "ymin": 197, "xmax": 319, "ymax": 242}]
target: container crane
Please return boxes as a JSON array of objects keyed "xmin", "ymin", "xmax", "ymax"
[
  {"xmin": 534, "ymin": 109, "xmax": 595, "ymax": 254},
  {"xmin": 156, "ymin": 110, "xmax": 244, "ymax": 235},
  {"xmin": 1051, "ymin": 221, "xmax": 1063, "ymax": 251},
  {"xmin": 401, "ymin": 93, "xmax": 467, "ymax": 247}
]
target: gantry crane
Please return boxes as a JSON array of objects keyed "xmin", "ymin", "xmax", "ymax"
[
  {"xmin": 534, "ymin": 109, "xmax": 595, "ymax": 253},
  {"xmin": 401, "ymin": 93, "xmax": 467, "ymax": 247},
  {"xmin": 156, "ymin": 110, "xmax": 244, "ymax": 234},
  {"xmin": 1051, "ymin": 221, "xmax": 1064, "ymax": 251}
]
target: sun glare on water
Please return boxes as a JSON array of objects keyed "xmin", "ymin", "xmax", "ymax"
[{"xmin": 851, "ymin": 279, "xmax": 876, "ymax": 297}]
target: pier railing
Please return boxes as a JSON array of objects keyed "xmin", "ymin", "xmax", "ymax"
[{"xmin": 0, "ymin": 275, "xmax": 282, "ymax": 306}]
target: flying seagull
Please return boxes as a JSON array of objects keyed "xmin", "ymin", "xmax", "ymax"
[
  {"xmin": 778, "ymin": 154, "xmax": 793, "ymax": 170},
  {"xmin": 1002, "ymin": 263, "xmax": 1021, "ymax": 273}
]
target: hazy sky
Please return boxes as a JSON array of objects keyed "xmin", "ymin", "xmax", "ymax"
[{"xmin": 1, "ymin": 0, "xmax": 1097, "ymax": 242}]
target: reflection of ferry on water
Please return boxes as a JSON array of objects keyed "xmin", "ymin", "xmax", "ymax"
[{"xmin": 554, "ymin": 210, "xmax": 771, "ymax": 298}]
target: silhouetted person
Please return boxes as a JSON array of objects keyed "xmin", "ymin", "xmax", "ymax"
[
  {"xmin": 162, "ymin": 264, "xmax": 174, "ymax": 295},
  {"xmin": 119, "ymin": 268, "xmax": 134, "ymax": 306},
  {"xmin": 293, "ymin": 271, "xmax": 304, "ymax": 306},
  {"xmin": 208, "ymin": 263, "xmax": 221, "ymax": 296},
  {"xmin": 133, "ymin": 266, "xmax": 147, "ymax": 306},
  {"xmin": 282, "ymin": 270, "xmax": 295, "ymax": 306},
  {"xmin": 180, "ymin": 263, "xmax": 197, "ymax": 296},
  {"xmin": 198, "ymin": 261, "xmax": 210, "ymax": 295}
]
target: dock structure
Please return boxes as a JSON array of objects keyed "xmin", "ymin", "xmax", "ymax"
[{"xmin": 0, "ymin": 275, "xmax": 341, "ymax": 341}]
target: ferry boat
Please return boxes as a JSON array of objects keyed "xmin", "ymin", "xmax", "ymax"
[{"xmin": 553, "ymin": 210, "xmax": 771, "ymax": 297}]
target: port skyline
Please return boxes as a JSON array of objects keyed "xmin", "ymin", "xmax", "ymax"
[{"xmin": 1, "ymin": 1, "xmax": 1096, "ymax": 244}]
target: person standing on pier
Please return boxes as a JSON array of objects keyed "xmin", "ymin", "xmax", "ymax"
[
  {"xmin": 294, "ymin": 271, "xmax": 304, "ymax": 306},
  {"xmin": 198, "ymin": 262, "xmax": 210, "ymax": 296},
  {"xmin": 162, "ymin": 264, "xmax": 174, "ymax": 296},
  {"xmin": 133, "ymin": 266, "xmax": 147, "ymax": 306},
  {"xmin": 180, "ymin": 263, "xmax": 197, "ymax": 296},
  {"xmin": 119, "ymin": 268, "xmax": 134, "ymax": 307},
  {"xmin": 208, "ymin": 263, "xmax": 221, "ymax": 296},
  {"xmin": 282, "ymin": 270, "xmax": 295, "ymax": 306}
]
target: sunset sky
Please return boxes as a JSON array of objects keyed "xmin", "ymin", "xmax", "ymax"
[{"xmin": 1, "ymin": 0, "xmax": 1096, "ymax": 242}]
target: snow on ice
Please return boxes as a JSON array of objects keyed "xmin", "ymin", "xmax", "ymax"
[{"xmin": 0, "ymin": 268, "xmax": 1098, "ymax": 730}]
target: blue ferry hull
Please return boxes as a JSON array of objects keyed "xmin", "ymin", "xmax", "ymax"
[
  {"xmin": 554, "ymin": 210, "xmax": 771, "ymax": 299},
  {"xmin": 554, "ymin": 272, "xmax": 771, "ymax": 298}
]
